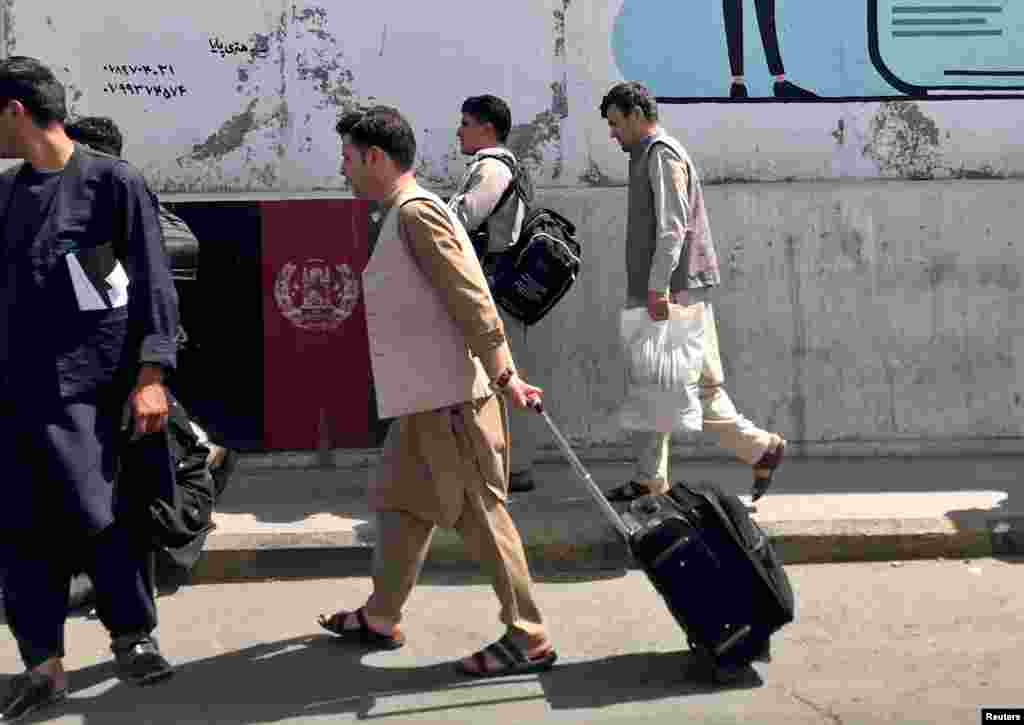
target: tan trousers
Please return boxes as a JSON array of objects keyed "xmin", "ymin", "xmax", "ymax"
[
  {"xmin": 364, "ymin": 490, "xmax": 545, "ymax": 640},
  {"xmin": 631, "ymin": 290, "xmax": 779, "ymax": 488}
]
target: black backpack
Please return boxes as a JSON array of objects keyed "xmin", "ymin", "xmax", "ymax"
[
  {"xmin": 471, "ymin": 155, "xmax": 581, "ymax": 327},
  {"xmin": 158, "ymin": 203, "xmax": 200, "ymax": 282}
]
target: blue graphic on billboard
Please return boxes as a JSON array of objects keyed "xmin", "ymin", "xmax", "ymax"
[{"xmin": 612, "ymin": 0, "xmax": 1024, "ymax": 100}]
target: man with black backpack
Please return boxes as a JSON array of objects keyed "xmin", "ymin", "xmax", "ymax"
[{"xmin": 448, "ymin": 95, "xmax": 540, "ymax": 493}]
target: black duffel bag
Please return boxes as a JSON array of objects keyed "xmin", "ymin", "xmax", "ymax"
[{"xmin": 118, "ymin": 393, "xmax": 217, "ymax": 566}]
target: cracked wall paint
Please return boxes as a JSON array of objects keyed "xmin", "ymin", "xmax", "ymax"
[
  {"xmin": 508, "ymin": 101, "xmax": 564, "ymax": 181},
  {"xmin": 5, "ymin": 2, "xmax": 1024, "ymax": 191},
  {"xmin": 863, "ymin": 102, "xmax": 943, "ymax": 180},
  {"xmin": 144, "ymin": 3, "xmax": 364, "ymax": 193},
  {"xmin": 1, "ymin": 0, "xmax": 14, "ymax": 57}
]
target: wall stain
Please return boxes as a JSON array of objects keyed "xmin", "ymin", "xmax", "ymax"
[
  {"xmin": 727, "ymin": 237, "xmax": 745, "ymax": 277},
  {"xmin": 921, "ymin": 253, "xmax": 960, "ymax": 290},
  {"xmin": 188, "ymin": 98, "xmax": 259, "ymax": 162},
  {"xmin": 501, "ymin": 1, "xmax": 572, "ymax": 182},
  {"xmin": 831, "ymin": 118, "xmax": 845, "ymax": 146},
  {"xmin": 554, "ymin": 0, "xmax": 570, "ymax": 58},
  {"xmin": 783, "ymin": 233, "xmax": 808, "ymax": 445},
  {"xmin": 949, "ymin": 163, "xmax": 1006, "ymax": 180},
  {"xmin": 881, "ymin": 358, "xmax": 898, "ymax": 432},
  {"xmin": 578, "ymin": 156, "xmax": 617, "ymax": 187},
  {"xmin": 862, "ymin": 102, "xmax": 942, "ymax": 180},
  {"xmin": 508, "ymin": 99, "xmax": 563, "ymax": 180},
  {"xmin": 2, "ymin": 0, "xmax": 16, "ymax": 56}
]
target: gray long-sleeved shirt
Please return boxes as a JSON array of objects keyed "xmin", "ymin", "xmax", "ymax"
[
  {"xmin": 448, "ymin": 146, "xmax": 525, "ymax": 253},
  {"xmin": 645, "ymin": 136, "xmax": 691, "ymax": 294}
]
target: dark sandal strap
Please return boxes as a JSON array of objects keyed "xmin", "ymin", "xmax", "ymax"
[
  {"xmin": 473, "ymin": 651, "xmax": 491, "ymax": 675},
  {"xmin": 486, "ymin": 639, "xmax": 523, "ymax": 668},
  {"xmin": 355, "ymin": 607, "xmax": 371, "ymax": 637},
  {"xmin": 499, "ymin": 634, "xmax": 552, "ymax": 664},
  {"xmin": 607, "ymin": 481, "xmax": 650, "ymax": 501}
]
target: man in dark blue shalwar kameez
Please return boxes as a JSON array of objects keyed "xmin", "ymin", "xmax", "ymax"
[{"xmin": 0, "ymin": 56, "xmax": 179, "ymax": 721}]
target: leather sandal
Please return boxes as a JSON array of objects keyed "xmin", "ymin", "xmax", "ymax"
[
  {"xmin": 752, "ymin": 439, "xmax": 786, "ymax": 502},
  {"xmin": 317, "ymin": 607, "xmax": 405, "ymax": 650},
  {"xmin": 605, "ymin": 481, "xmax": 655, "ymax": 503},
  {"xmin": 455, "ymin": 634, "xmax": 558, "ymax": 678}
]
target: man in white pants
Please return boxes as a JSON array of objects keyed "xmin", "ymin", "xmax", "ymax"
[{"xmin": 600, "ymin": 81, "xmax": 787, "ymax": 503}]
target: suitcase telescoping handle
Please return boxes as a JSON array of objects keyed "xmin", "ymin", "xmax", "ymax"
[{"xmin": 531, "ymin": 403, "xmax": 632, "ymax": 542}]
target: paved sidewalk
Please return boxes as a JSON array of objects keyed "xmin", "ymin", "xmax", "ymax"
[
  {"xmin": 1, "ymin": 560, "xmax": 1019, "ymax": 724},
  {"xmin": 193, "ymin": 455, "xmax": 1024, "ymax": 583}
]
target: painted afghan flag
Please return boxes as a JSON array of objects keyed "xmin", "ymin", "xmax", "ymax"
[{"xmin": 167, "ymin": 198, "xmax": 380, "ymax": 452}]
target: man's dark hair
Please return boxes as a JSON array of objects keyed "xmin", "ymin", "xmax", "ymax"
[
  {"xmin": 599, "ymin": 81, "xmax": 658, "ymax": 122},
  {"xmin": 461, "ymin": 95, "xmax": 512, "ymax": 144},
  {"xmin": 66, "ymin": 116, "xmax": 124, "ymax": 157},
  {"xmin": 335, "ymin": 106, "xmax": 416, "ymax": 171},
  {"xmin": 0, "ymin": 56, "xmax": 67, "ymax": 127}
]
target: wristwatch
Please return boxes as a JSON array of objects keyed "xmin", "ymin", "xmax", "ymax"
[{"xmin": 490, "ymin": 368, "xmax": 514, "ymax": 392}]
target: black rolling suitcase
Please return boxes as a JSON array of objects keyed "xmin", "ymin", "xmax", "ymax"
[{"xmin": 537, "ymin": 407, "xmax": 795, "ymax": 681}]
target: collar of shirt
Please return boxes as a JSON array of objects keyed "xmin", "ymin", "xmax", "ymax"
[
  {"xmin": 379, "ymin": 181, "xmax": 417, "ymax": 215},
  {"xmin": 629, "ymin": 129, "xmax": 666, "ymax": 158},
  {"xmin": 471, "ymin": 147, "xmax": 513, "ymax": 162}
]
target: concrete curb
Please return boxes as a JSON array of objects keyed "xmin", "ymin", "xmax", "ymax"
[
  {"xmin": 187, "ymin": 514, "xmax": 1024, "ymax": 585},
  {"xmin": 236, "ymin": 437, "xmax": 1024, "ymax": 472}
]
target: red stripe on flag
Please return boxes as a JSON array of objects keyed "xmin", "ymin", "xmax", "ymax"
[{"xmin": 260, "ymin": 199, "xmax": 371, "ymax": 450}]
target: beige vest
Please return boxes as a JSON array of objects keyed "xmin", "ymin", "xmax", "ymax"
[{"xmin": 363, "ymin": 184, "xmax": 491, "ymax": 419}]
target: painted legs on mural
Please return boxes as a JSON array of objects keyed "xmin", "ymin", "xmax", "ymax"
[{"xmin": 721, "ymin": 0, "xmax": 818, "ymax": 99}]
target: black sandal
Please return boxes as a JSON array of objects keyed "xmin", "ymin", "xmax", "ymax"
[
  {"xmin": 317, "ymin": 607, "xmax": 405, "ymax": 650},
  {"xmin": 752, "ymin": 439, "xmax": 786, "ymax": 502},
  {"xmin": 605, "ymin": 481, "xmax": 654, "ymax": 503},
  {"xmin": 455, "ymin": 634, "xmax": 558, "ymax": 678}
]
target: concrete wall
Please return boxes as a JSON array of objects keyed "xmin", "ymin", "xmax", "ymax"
[
  {"xmin": 527, "ymin": 179, "xmax": 1024, "ymax": 458},
  {"xmin": 4, "ymin": 2, "xmax": 1023, "ymax": 455}
]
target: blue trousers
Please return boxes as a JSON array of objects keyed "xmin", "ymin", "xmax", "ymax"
[{"xmin": 3, "ymin": 523, "xmax": 156, "ymax": 669}]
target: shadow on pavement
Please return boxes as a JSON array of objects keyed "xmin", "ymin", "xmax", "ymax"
[
  {"xmin": 947, "ymin": 486, "xmax": 1024, "ymax": 563},
  {"xmin": 36, "ymin": 636, "xmax": 757, "ymax": 723}
]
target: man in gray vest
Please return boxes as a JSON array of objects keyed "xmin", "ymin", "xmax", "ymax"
[
  {"xmin": 599, "ymin": 81, "xmax": 786, "ymax": 503},
  {"xmin": 448, "ymin": 95, "xmax": 538, "ymax": 493}
]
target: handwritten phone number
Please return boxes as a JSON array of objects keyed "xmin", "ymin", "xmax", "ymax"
[
  {"xmin": 103, "ymin": 83, "xmax": 189, "ymax": 99},
  {"xmin": 103, "ymin": 64, "xmax": 176, "ymax": 77}
]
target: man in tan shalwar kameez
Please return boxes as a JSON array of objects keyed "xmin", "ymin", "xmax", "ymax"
[{"xmin": 316, "ymin": 106, "xmax": 556, "ymax": 678}]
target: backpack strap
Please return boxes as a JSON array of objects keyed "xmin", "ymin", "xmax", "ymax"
[{"xmin": 473, "ymin": 153, "xmax": 527, "ymax": 225}]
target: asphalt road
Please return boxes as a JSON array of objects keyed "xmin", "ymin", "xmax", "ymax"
[{"xmin": 0, "ymin": 557, "xmax": 1020, "ymax": 724}]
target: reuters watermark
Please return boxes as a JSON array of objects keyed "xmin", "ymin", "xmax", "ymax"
[{"xmin": 983, "ymin": 709, "xmax": 1024, "ymax": 723}]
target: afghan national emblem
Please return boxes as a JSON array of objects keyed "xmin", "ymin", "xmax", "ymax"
[{"xmin": 274, "ymin": 258, "xmax": 360, "ymax": 332}]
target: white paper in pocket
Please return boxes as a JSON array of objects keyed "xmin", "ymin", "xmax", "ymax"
[
  {"xmin": 105, "ymin": 261, "xmax": 130, "ymax": 309},
  {"xmin": 66, "ymin": 253, "xmax": 130, "ymax": 310}
]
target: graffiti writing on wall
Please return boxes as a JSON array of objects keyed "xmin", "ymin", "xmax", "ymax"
[
  {"xmin": 102, "ymin": 63, "xmax": 187, "ymax": 98},
  {"xmin": 612, "ymin": 0, "xmax": 1024, "ymax": 101},
  {"xmin": 103, "ymin": 63, "xmax": 177, "ymax": 76},
  {"xmin": 208, "ymin": 36, "xmax": 271, "ymax": 59},
  {"xmin": 103, "ymin": 82, "xmax": 188, "ymax": 98}
]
